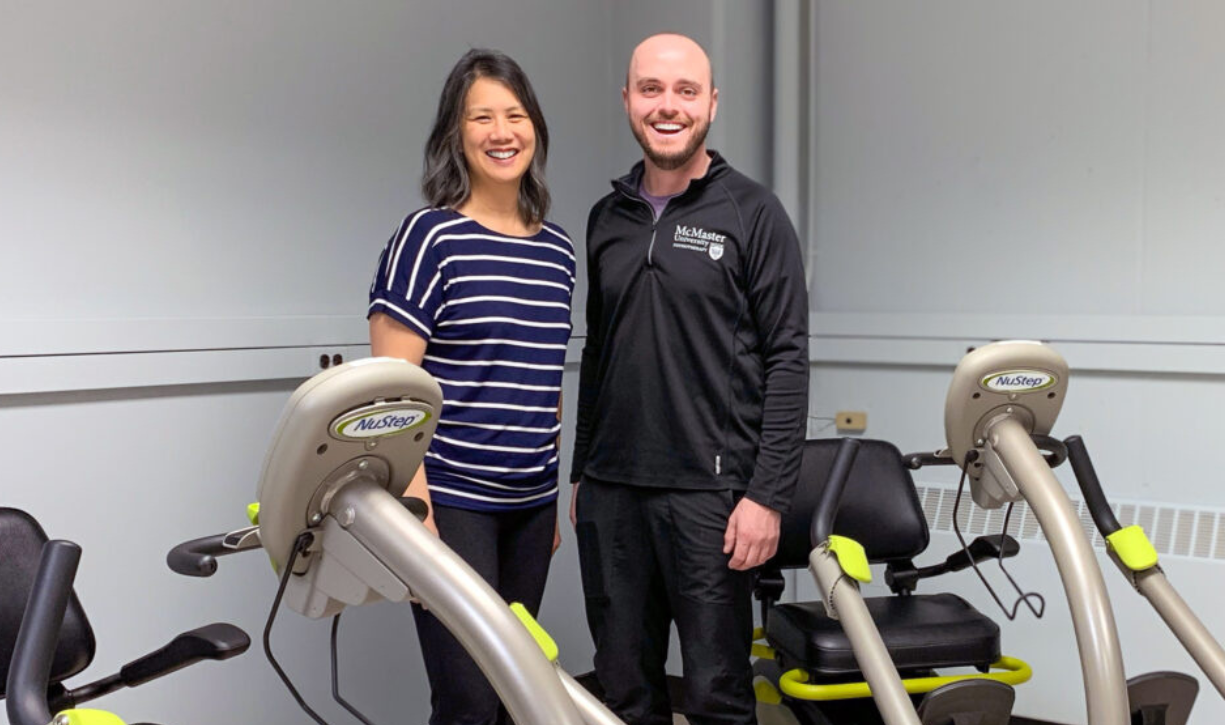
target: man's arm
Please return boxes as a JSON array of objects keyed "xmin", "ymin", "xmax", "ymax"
[
  {"xmin": 723, "ymin": 195, "xmax": 810, "ymax": 570},
  {"xmin": 569, "ymin": 204, "xmax": 607, "ymax": 527}
]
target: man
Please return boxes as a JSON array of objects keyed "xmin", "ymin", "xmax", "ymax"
[{"xmin": 570, "ymin": 33, "xmax": 809, "ymax": 725}]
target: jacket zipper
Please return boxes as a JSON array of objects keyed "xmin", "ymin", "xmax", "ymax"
[{"xmin": 617, "ymin": 187, "xmax": 662, "ymax": 267}]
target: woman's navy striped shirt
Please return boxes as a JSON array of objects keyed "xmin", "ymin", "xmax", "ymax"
[{"xmin": 368, "ymin": 208, "xmax": 575, "ymax": 512}]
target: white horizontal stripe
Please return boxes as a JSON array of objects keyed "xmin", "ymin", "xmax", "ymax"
[
  {"xmin": 438, "ymin": 255, "xmax": 575, "ymax": 283},
  {"xmin": 437, "ymin": 316, "xmax": 571, "ymax": 330},
  {"xmin": 444, "ymin": 399, "xmax": 559, "ymax": 413},
  {"xmin": 441, "ymin": 420, "xmax": 562, "ymax": 434},
  {"xmin": 384, "ymin": 208, "xmax": 431, "ymax": 288},
  {"xmin": 368, "ymin": 299, "xmax": 432, "ymax": 335},
  {"xmin": 369, "ymin": 248, "xmax": 385, "ymax": 295},
  {"xmin": 446, "ymin": 275, "xmax": 571, "ymax": 292},
  {"xmin": 435, "ymin": 232, "xmax": 576, "ymax": 263},
  {"xmin": 425, "ymin": 355, "xmax": 563, "ymax": 371},
  {"xmin": 418, "ymin": 272, "xmax": 442, "ymax": 307},
  {"xmin": 430, "ymin": 338, "xmax": 566, "ymax": 350},
  {"xmin": 435, "ymin": 377, "xmax": 560, "ymax": 392},
  {"xmin": 427, "ymin": 451, "xmax": 548, "ymax": 473},
  {"xmin": 435, "ymin": 433, "xmax": 556, "ymax": 454},
  {"xmin": 444, "ymin": 471, "xmax": 558, "ymax": 493},
  {"xmin": 439, "ymin": 295, "xmax": 570, "ymax": 312},
  {"xmin": 543, "ymin": 225, "xmax": 574, "ymax": 250},
  {"xmin": 430, "ymin": 485, "xmax": 559, "ymax": 505},
  {"xmin": 402, "ymin": 214, "xmax": 469, "ymax": 298}
]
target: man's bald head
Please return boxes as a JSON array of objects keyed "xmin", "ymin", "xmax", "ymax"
[
  {"xmin": 627, "ymin": 33, "xmax": 714, "ymax": 91},
  {"xmin": 621, "ymin": 32, "xmax": 718, "ymax": 174}
]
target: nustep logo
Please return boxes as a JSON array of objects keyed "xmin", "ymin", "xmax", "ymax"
[
  {"xmin": 332, "ymin": 403, "xmax": 431, "ymax": 440},
  {"xmin": 981, "ymin": 370, "xmax": 1057, "ymax": 393}
]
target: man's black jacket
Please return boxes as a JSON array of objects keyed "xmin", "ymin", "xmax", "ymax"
[{"xmin": 570, "ymin": 152, "xmax": 809, "ymax": 512}]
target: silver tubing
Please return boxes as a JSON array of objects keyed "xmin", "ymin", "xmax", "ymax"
[
  {"xmin": 1132, "ymin": 566, "xmax": 1225, "ymax": 698},
  {"xmin": 810, "ymin": 548, "xmax": 922, "ymax": 725},
  {"xmin": 557, "ymin": 668, "xmax": 626, "ymax": 725},
  {"xmin": 331, "ymin": 480, "xmax": 588, "ymax": 725},
  {"xmin": 989, "ymin": 416, "xmax": 1129, "ymax": 725}
]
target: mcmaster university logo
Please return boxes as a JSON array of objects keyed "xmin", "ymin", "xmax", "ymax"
[{"xmin": 673, "ymin": 225, "xmax": 727, "ymax": 261}]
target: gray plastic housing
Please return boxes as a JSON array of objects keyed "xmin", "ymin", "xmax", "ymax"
[
  {"xmin": 944, "ymin": 341, "xmax": 1069, "ymax": 508},
  {"xmin": 254, "ymin": 357, "xmax": 441, "ymax": 615}
]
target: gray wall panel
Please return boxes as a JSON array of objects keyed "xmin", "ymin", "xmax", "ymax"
[
  {"xmin": 0, "ymin": 0, "xmax": 613, "ymax": 330},
  {"xmin": 1143, "ymin": 1, "xmax": 1225, "ymax": 315},
  {"xmin": 0, "ymin": 2, "xmax": 779, "ymax": 723},
  {"xmin": 811, "ymin": 1, "xmax": 1147, "ymax": 315}
]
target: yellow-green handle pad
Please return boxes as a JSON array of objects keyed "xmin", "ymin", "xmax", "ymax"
[
  {"xmin": 54, "ymin": 710, "xmax": 127, "ymax": 725},
  {"xmin": 1106, "ymin": 525, "xmax": 1159, "ymax": 571},
  {"xmin": 827, "ymin": 535, "xmax": 872, "ymax": 583},
  {"xmin": 510, "ymin": 602, "xmax": 559, "ymax": 663}
]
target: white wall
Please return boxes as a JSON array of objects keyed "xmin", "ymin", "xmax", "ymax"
[
  {"xmin": 0, "ymin": 0, "xmax": 613, "ymax": 334},
  {"xmin": 808, "ymin": 2, "xmax": 1225, "ymax": 723},
  {"xmin": 0, "ymin": 2, "xmax": 608, "ymax": 723},
  {"xmin": 0, "ymin": 2, "xmax": 779, "ymax": 723},
  {"xmin": 27, "ymin": 0, "xmax": 1223, "ymax": 722}
]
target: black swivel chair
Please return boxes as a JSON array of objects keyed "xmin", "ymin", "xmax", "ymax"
[
  {"xmin": 1, "ymin": 507, "xmax": 250, "ymax": 725},
  {"xmin": 754, "ymin": 439, "xmax": 1024, "ymax": 725}
]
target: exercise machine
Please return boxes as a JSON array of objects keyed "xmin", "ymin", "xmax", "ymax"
[
  {"xmin": 752, "ymin": 438, "xmax": 1030, "ymax": 725},
  {"xmin": 2, "ymin": 508, "xmax": 250, "ymax": 725},
  {"xmin": 756, "ymin": 339, "xmax": 1222, "ymax": 725},
  {"xmin": 166, "ymin": 358, "xmax": 621, "ymax": 725},
  {"xmin": 1064, "ymin": 435, "xmax": 1225, "ymax": 720},
  {"xmin": 944, "ymin": 340, "xmax": 1213, "ymax": 724}
]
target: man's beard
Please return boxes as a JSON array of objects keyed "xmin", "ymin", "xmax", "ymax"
[{"xmin": 631, "ymin": 115, "xmax": 711, "ymax": 171}]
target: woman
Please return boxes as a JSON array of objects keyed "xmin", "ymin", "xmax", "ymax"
[{"xmin": 366, "ymin": 49, "xmax": 573, "ymax": 725}]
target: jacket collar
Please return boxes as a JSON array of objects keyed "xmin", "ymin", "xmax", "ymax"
[{"xmin": 612, "ymin": 150, "xmax": 729, "ymax": 200}]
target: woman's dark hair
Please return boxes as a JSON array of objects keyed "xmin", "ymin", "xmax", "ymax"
[{"xmin": 422, "ymin": 49, "xmax": 551, "ymax": 226}]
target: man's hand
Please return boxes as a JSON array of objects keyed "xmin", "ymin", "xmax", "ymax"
[
  {"xmin": 569, "ymin": 481, "xmax": 580, "ymax": 528},
  {"xmin": 723, "ymin": 497, "xmax": 781, "ymax": 571}
]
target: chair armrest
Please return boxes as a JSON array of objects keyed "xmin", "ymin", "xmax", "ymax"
[
  {"xmin": 938, "ymin": 535, "xmax": 1020, "ymax": 576},
  {"xmin": 888, "ymin": 535, "xmax": 1021, "ymax": 593},
  {"xmin": 120, "ymin": 623, "xmax": 250, "ymax": 687}
]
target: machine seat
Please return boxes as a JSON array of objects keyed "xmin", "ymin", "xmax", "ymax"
[
  {"xmin": 767, "ymin": 592, "xmax": 1000, "ymax": 677},
  {"xmin": 0, "ymin": 507, "xmax": 96, "ymax": 697}
]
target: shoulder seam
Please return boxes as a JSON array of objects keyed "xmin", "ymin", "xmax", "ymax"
[{"xmin": 713, "ymin": 178, "xmax": 748, "ymax": 241}]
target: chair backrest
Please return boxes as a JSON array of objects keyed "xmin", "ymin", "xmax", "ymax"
[
  {"xmin": 0, "ymin": 508, "xmax": 96, "ymax": 698},
  {"xmin": 771, "ymin": 438, "xmax": 930, "ymax": 569}
]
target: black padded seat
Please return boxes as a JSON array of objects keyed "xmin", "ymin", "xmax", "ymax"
[
  {"xmin": 0, "ymin": 508, "xmax": 96, "ymax": 697},
  {"xmin": 767, "ymin": 593, "xmax": 1000, "ymax": 677}
]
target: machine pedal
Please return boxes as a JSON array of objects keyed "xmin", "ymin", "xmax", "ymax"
[
  {"xmin": 1127, "ymin": 671, "xmax": 1198, "ymax": 725},
  {"xmin": 915, "ymin": 679, "xmax": 1014, "ymax": 725}
]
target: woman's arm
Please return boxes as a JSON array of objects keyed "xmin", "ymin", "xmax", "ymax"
[
  {"xmin": 370, "ymin": 312, "xmax": 437, "ymax": 536},
  {"xmin": 554, "ymin": 392, "xmax": 562, "ymax": 553}
]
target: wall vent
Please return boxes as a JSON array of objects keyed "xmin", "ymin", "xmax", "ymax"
[{"xmin": 914, "ymin": 481, "xmax": 1224, "ymax": 563}]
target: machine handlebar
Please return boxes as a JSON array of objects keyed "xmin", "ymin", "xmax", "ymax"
[
  {"xmin": 1063, "ymin": 435, "xmax": 1122, "ymax": 536},
  {"xmin": 6, "ymin": 540, "xmax": 81, "ymax": 725},
  {"xmin": 904, "ymin": 435, "xmax": 1069, "ymax": 471},
  {"xmin": 167, "ymin": 533, "xmax": 230, "ymax": 578},
  {"xmin": 1031, "ymin": 434, "xmax": 1069, "ymax": 468},
  {"xmin": 812, "ymin": 438, "xmax": 862, "ymax": 547},
  {"xmin": 166, "ymin": 496, "xmax": 428, "ymax": 579},
  {"xmin": 166, "ymin": 525, "xmax": 262, "ymax": 578}
]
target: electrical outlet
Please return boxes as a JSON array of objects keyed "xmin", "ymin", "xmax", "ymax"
[{"xmin": 835, "ymin": 410, "xmax": 867, "ymax": 433}]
